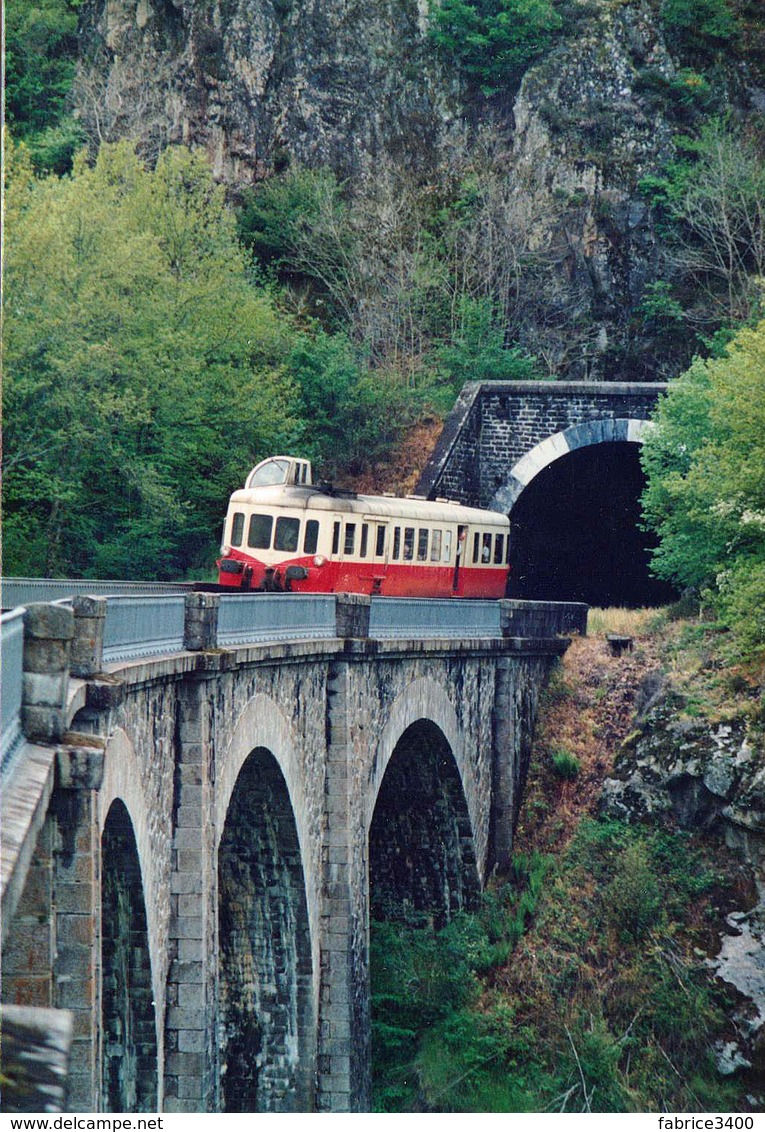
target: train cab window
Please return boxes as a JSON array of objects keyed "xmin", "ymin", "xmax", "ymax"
[
  {"xmin": 230, "ymin": 512, "xmax": 245, "ymax": 547},
  {"xmin": 430, "ymin": 529, "xmax": 442, "ymax": 562},
  {"xmin": 481, "ymin": 533, "xmax": 492, "ymax": 563},
  {"xmin": 506, "ymin": 537, "xmax": 512, "ymax": 565},
  {"xmin": 274, "ymin": 516, "xmax": 300, "ymax": 552},
  {"xmin": 249, "ymin": 459, "xmax": 290, "ymax": 488},
  {"xmin": 304, "ymin": 519, "xmax": 319, "ymax": 555},
  {"xmin": 344, "ymin": 523, "xmax": 356, "ymax": 555},
  {"xmin": 473, "ymin": 532, "xmax": 481, "ymax": 564},
  {"xmin": 248, "ymin": 513, "xmax": 273, "ymax": 549},
  {"xmin": 494, "ymin": 534, "xmax": 505, "ymax": 565},
  {"xmin": 376, "ymin": 525, "xmax": 386, "ymax": 557},
  {"xmin": 443, "ymin": 530, "xmax": 453, "ymax": 562},
  {"xmin": 360, "ymin": 524, "xmax": 369, "ymax": 558},
  {"xmin": 392, "ymin": 527, "xmax": 401, "ymax": 560},
  {"xmin": 332, "ymin": 522, "xmax": 341, "ymax": 555},
  {"xmin": 417, "ymin": 529, "xmax": 429, "ymax": 561},
  {"xmin": 403, "ymin": 528, "xmax": 415, "ymax": 561}
]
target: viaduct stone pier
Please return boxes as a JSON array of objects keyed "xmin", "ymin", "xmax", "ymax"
[
  {"xmin": 417, "ymin": 380, "xmax": 668, "ymax": 511},
  {"xmin": 1, "ymin": 591, "xmax": 581, "ymax": 1113}
]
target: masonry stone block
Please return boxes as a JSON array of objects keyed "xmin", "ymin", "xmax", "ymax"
[
  {"xmin": 184, "ymin": 593, "xmax": 220, "ymax": 651},
  {"xmin": 71, "ymin": 596, "xmax": 107, "ymax": 677}
]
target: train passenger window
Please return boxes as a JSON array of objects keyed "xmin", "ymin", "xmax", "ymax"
[
  {"xmin": 376, "ymin": 525, "xmax": 386, "ymax": 557},
  {"xmin": 344, "ymin": 523, "xmax": 356, "ymax": 555},
  {"xmin": 403, "ymin": 528, "xmax": 415, "ymax": 561},
  {"xmin": 506, "ymin": 537, "xmax": 512, "ymax": 564},
  {"xmin": 231, "ymin": 512, "xmax": 245, "ymax": 547},
  {"xmin": 494, "ymin": 534, "xmax": 505, "ymax": 565},
  {"xmin": 482, "ymin": 533, "xmax": 492, "ymax": 563},
  {"xmin": 473, "ymin": 532, "xmax": 481, "ymax": 564},
  {"xmin": 443, "ymin": 530, "xmax": 453, "ymax": 562},
  {"xmin": 274, "ymin": 516, "xmax": 300, "ymax": 552},
  {"xmin": 360, "ymin": 524, "xmax": 369, "ymax": 558},
  {"xmin": 332, "ymin": 522, "xmax": 340, "ymax": 555},
  {"xmin": 248, "ymin": 513, "xmax": 273, "ymax": 549},
  {"xmin": 304, "ymin": 519, "xmax": 319, "ymax": 555},
  {"xmin": 417, "ymin": 529, "xmax": 429, "ymax": 561},
  {"xmin": 430, "ymin": 530, "xmax": 442, "ymax": 562},
  {"xmin": 392, "ymin": 527, "xmax": 401, "ymax": 560}
]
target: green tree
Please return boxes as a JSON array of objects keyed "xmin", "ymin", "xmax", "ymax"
[
  {"xmin": 661, "ymin": 0, "xmax": 741, "ymax": 60},
  {"xmin": 641, "ymin": 319, "xmax": 765, "ymax": 658},
  {"xmin": 429, "ymin": 0, "xmax": 563, "ymax": 95},
  {"xmin": 5, "ymin": 0, "xmax": 84, "ymax": 171},
  {"xmin": 3, "ymin": 139, "xmax": 303, "ymax": 579}
]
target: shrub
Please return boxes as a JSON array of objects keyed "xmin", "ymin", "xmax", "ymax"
[
  {"xmin": 606, "ymin": 842, "xmax": 662, "ymax": 942},
  {"xmin": 429, "ymin": 0, "xmax": 563, "ymax": 95},
  {"xmin": 551, "ymin": 748, "xmax": 580, "ymax": 779}
]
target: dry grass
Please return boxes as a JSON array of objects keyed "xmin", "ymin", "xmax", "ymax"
[{"xmin": 587, "ymin": 606, "xmax": 665, "ymax": 638}]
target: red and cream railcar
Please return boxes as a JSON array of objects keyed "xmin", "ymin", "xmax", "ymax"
[{"xmin": 217, "ymin": 456, "xmax": 511, "ymax": 599}]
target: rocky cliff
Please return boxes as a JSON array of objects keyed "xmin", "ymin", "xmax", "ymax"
[{"xmin": 73, "ymin": 0, "xmax": 765, "ymax": 378}]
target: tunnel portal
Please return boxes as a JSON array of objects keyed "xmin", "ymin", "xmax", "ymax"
[{"xmin": 508, "ymin": 441, "xmax": 676, "ymax": 607}]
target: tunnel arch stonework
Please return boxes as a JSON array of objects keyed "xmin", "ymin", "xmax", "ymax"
[
  {"xmin": 489, "ymin": 417, "xmax": 654, "ymax": 512},
  {"xmin": 417, "ymin": 380, "xmax": 667, "ymax": 510},
  {"xmin": 2, "ymin": 626, "xmax": 567, "ymax": 1113}
]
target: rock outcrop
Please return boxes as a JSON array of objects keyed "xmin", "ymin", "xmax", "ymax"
[
  {"xmin": 71, "ymin": 0, "xmax": 765, "ymax": 376},
  {"xmin": 601, "ymin": 672, "xmax": 765, "ymax": 1079}
]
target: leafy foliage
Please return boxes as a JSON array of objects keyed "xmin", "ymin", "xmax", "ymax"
[
  {"xmin": 429, "ymin": 0, "xmax": 564, "ymax": 95},
  {"xmin": 5, "ymin": 0, "xmax": 84, "ymax": 171},
  {"xmin": 3, "ymin": 141, "xmax": 303, "ymax": 578},
  {"xmin": 641, "ymin": 319, "xmax": 765, "ymax": 660},
  {"xmin": 661, "ymin": 0, "xmax": 741, "ymax": 60},
  {"xmin": 371, "ymin": 819, "xmax": 742, "ymax": 1111}
]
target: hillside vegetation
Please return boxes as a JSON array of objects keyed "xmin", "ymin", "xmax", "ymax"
[
  {"xmin": 4, "ymin": 0, "xmax": 765, "ymax": 593},
  {"xmin": 371, "ymin": 611, "xmax": 763, "ymax": 1111}
]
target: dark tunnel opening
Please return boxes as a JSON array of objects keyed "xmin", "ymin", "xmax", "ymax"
[{"xmin": 508, "ymin": 441, "xmax": 677, "ymax": 607}]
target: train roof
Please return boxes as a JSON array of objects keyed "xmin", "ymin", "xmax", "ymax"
[{"xmin": 228, "ymin": 484, "xmax": 509, "ymax": 526}]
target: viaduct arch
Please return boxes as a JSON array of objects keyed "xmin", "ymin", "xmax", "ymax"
[{"xmin": 1, "ymin": 597, "xmax": 570, "ymax": 1113}]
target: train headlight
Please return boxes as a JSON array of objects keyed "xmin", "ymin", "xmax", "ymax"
[
  {"xmin": 313, "ymin": 555, "xmax": 326, "ymax": 567},
  {"xmin": 221, "ymin": 545, "xmax": 230, "ymax": 557}
]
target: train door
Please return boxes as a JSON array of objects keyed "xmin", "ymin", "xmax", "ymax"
[
  {"xmin": 452, "ymin": 525, "xmax": 468, "ymax": 594},
  {"xmin": 364, "ymin": 517, "xmax": 389, "ymax": 594}
]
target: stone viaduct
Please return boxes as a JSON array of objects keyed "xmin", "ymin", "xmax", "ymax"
[
  {"xmin": 1, "ymin": 591, "xmax": 582, "ymax": 1113},
  {"xmin": 417, "ymin": 380, "xmax": 668, "ymax": 511}
]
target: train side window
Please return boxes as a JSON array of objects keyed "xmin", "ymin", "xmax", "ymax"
[
  {"xmin": 332, "ymin": 522, "xmax": 340, "ymax": 555},
  {"xmin": 230, "ymin": 512, "xmax": 245, "ymax": 547},
  {"xmin": 506, "ymin": 537, "xmax": 512, "ymax": 564},
  {"xmin": 403, "ymin": 527, "xmax": 415, "ymax": 561},
  {"xmin": 392, "ymin": 527, "xmax": 401, "ymax": 560},
  {"xmin": 494, "ymin": 533, "xmax": 504, "ymax": 565},
  {"xmin": 274, "ymin": 516, "xmax": 300, "ymax": 552},
  {"xmin": 473, "ymin": 532, "xmax": 480, "ymax": 564},
  {"xmin": 443, "ymin": 530, "xmax": 453, "ymax": 562},
  {"xmin": 482, "ymin": 533, "xmax": 492, "ymax": 562},
  {"xmin": 417, "ymin": 529, "xmax": 429, "ymax": 562},
  {"xmin": 360, "ymin": 524, "xmax": 369, "ymax": 558},
  {"xmin": 344, "ymin": 523, "xmax": 356, "ymax": 555},
  {"xmin": 376, "ymin": 525, "xmax": 386, "ymax": 557},
  {"xmin": 430, "ymin": 529, "xmax": 442, "ymax": 562},
  {"xmin": 304, "ymin": 519, "xmax": 319, "ymax": 555},
  {"xmin": 248, "ymin": 513, "xmax": 273, "ymax": 549}
]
